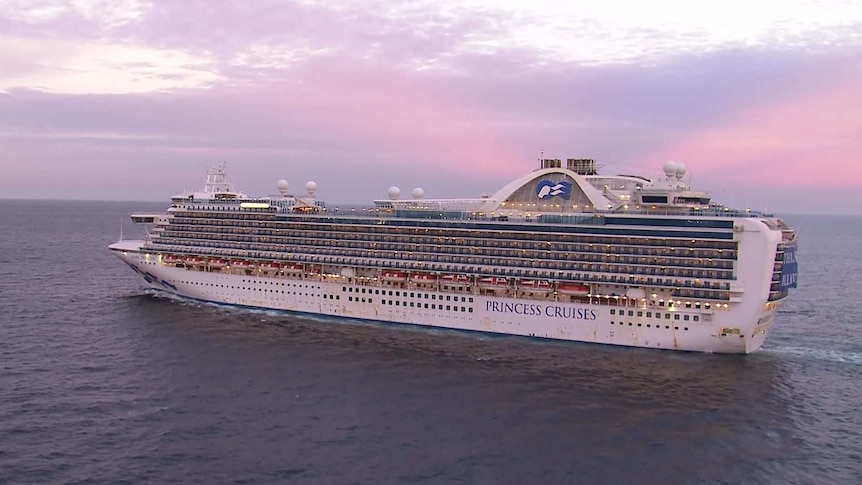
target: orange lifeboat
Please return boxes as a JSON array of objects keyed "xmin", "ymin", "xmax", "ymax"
[
  {"xmin": 231, "ymin": 260, "xmax": 254, "ymax": 270},
  {"xmin": 381, "ymin": 271, "xmax": 409, "ymax": 283},
  {"xmin": 557, "ymin": 283, "xmax": 590, "ymax": 296},
  {"xmin": 410, "ymin": 273, "xmax": 438, "ymax": 285},
  {"xmin": 440, "ymin": 274, "xmax": 471, "ymax": 287},
  {"xmin": 162, "ymin": 254, "xmax": 182, "ymax": 264},
  {"xmin": 207, "ymin": 258, "xmax": 228, "ymax": 269},
  {"xmin": 518, "ymin": 279, "xmax": 552, "ymax": 293},
  {"xmin": 477, "ymin": 276, "xmax": 509, "ymax": 290},
  {"xmin": 282, "ymin": 263, "xmax": 304, "ymax": 274},
  {"xmin": 184, "ymin": 255, "xmax": 204, "ymax": 266},
  {"xmin": 259, "ymin": 262, "xmax": 281, "ymax": 274}
]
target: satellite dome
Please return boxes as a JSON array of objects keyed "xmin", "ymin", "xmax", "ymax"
[
  {"xmin": 388, "ymin": 186, "xmax": 401, "ymax": 200},
  {"xmin": 305, "ymin": 181, "xmax": 317, "ymax": 195},
  {"xmin": 412, "ymin": 187, "xmax": 425, "ymax": 199},
  {"xmin": 277, "ymin": 179, "xmax": 288, "ymax": 194},
  {"xmin": 675, "ymin": 162, "xmax": 686, "ymax": 179},
  {"xmin": 663, "ymin": 161, "xmax": 679, "ymax": 179}
]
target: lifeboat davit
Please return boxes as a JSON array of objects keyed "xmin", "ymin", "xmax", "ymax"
[
  {"xmin": 207, "ymin": 258, "xmax": 228, "ymax": 269},
  {"xmin": 259, "ymin": 262, "xmax": 281, "ymax": 274},
  {"xmin": 282, "ymin": 263, "xmax": 304, "ymax": 274},
  {"xmin": 410, "ymin": 273, "xmax": 438, "ymax": 285},
  {"xmin": 477, "ymin": 276, "xmax": 509, "ymax": 290},
  {"xmin": 518, "ymin": 279, "xmax": 552, "ymax": 293},
  {"xmin": 557, "ymin": 283, "xmax": 590, "ymax": 296},
  {"xmin": 440, "ymin": 274, "xmax": 471, "ymax": 287},
  {"xmin": 381, "ymin": 271, "xmax": 409, "ymax": 283}
]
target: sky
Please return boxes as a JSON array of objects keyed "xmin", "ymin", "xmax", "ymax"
[{"xmin": 1, "ymin": 0, "xmax": 861, "ymax": 214}]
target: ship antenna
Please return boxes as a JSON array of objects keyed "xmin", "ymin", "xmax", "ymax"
[
  {"xmin": 539, "ymin": 149, "xmax": 544, "ymax": 169},
  {"xmin": 119, "ymin": 217, "xmax": 124, "ymax": 241}
]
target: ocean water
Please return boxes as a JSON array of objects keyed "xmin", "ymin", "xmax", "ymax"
[{"xmin": 0, "ymin": 200, "xmax": 860, "ymax": 484}]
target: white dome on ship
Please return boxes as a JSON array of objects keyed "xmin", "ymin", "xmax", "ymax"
[
  {"xmin": 663, "ymin": 161, "xmax": 679, "ymax": 179},
  {"xmin": 412, "ymin": 187, "xmax": 425, "ymax": 199},
  {"xmin": 675, "ymin": 162, "xmax": 686, "ymax": 179},
  {"xmin": 388, "ymin": 186, "xmax": 401, "ymax": 200},
  {"xmin": 305, "ymin": 181, "xmax": 317, "ymax": 195},
  {"xmin": 277, "ymin": 179, "xmax": 288, "ymax": 194}
]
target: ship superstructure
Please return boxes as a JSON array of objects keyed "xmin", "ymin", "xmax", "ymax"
[{"xmin": 110, "ymin": 158, "xmax": 798, "ymax": 353}]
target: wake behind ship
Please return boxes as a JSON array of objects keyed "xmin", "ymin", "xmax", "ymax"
[{"xmin": 110, "ymin": 158, "xmax": 798, "ymax": 353}]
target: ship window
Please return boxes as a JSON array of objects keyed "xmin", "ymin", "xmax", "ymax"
[
  {"xmin": 388, "ymin": 291, "xmax": 393, "ymax": 296},
  {"xmin": 424, "ymin": 304, "xmax": 429, "ymax": 309},
  {"xmin": 411, "ymin": 292, "xmax": 415, "ymax": 298},
  {"xmin": 665, "ymin": 314, "xmax": 670, "ymax": 319},
  {"xmin": 610, "ymin": 309, "xmax": 616, "ymax": 315},
  {"xmin": 446, "ymin": 306, "xmax": 451, "ymax": 311},
  {"xmin": 637, "ymin": 323, "xmax": 641, "ymax": 327},
  {"xmin": 396, "ymin": 301, "xmax": 400, "ymax": 306},
  {"xmin": 674, "ymin": 314, "xmax": 680, "ymax": 320},
  {"xmin": 684, "ymin": 315, "xmax": 690, "ymax": 321},
  {"xmin": 693, "ymin": 316, "xmax": 699, "ymax": 321},
  {"xmin": 469, "ymin": 298, "xmax": 473, "ymax": 303},
  {"xmin": 446, "ymin": 296, "xmax": 451, "ymax": 301},
  {"xmin": 628, "ymin": 311, "xmax": 634, "ymax": 317},
  {"xmin": 468, "ymin": 308, "xmax": 473, "ymax": 313},
  {"xmin": 342, "ymin": 286, "xmax": 346, "ymax": 291},
  {"xmin": 410, "ymin": 302, "xmax": 414, "ymax": 307},
  {"xmin": 348, "ymin": 296, "xmax": 353, "ymax": 301},
  {"xmin": 628, "ymin": 322, "xmax": 632, "ymax": 326},
  {"xmin": 396, "ymin": 291, "xmax": 401, "ymax": 296},
  {"xmin": 637, "ymin": 311, "xmax": 643, "ymax": 317},
  {"xmin": 646, "ymin": 312, "xmax": 652, "ymax": 317},
  {"xmin": 454, "ymin": 306, "xmax": 458, "ymax": 312}
]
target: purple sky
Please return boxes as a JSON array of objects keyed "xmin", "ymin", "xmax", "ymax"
[{"xmin": 1, "ymin": 0, "xmax": 861, "ymax": 214}]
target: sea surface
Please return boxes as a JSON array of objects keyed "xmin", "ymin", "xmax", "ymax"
[{"xmin": 1, "ymin": 200, "xmax": 860, "ymax": 484}]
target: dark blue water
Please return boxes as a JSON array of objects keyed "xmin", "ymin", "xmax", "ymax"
[{"xmin": 1, "ymin": 200, "xmax": 860, "ymax": 484}]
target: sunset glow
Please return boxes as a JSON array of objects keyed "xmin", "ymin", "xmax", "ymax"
[{"xmin": 1, "ymin": 0, "xmax": 861, "ymax": 213}]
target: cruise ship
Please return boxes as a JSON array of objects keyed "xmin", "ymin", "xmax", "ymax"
[{"xmin": 110, "ymin": 158, "xmax": 798, "ymax": 353}]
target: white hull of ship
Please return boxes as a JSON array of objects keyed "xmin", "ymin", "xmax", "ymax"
[{"xmin": 111, "ymin": 242, "xmax": 775, "ymax": 354}]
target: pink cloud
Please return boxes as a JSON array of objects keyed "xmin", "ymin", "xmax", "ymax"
[
  {"xmin": 640, "ymin": 62, "xmax": 862, "ymax": 189},
  {"xmin": 2, "ymin": 0, "xmax": 862, "ymax": 214}
]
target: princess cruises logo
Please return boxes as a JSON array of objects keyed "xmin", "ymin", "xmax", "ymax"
[{"xmin": 536, "ymin": 180, "xmax": 573, "ymax": 200}]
